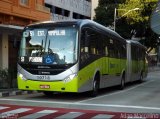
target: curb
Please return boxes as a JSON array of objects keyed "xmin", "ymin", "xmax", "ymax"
[{"xmin": 0, "ymin": 90, "xmax": 38, "ymax": 97}]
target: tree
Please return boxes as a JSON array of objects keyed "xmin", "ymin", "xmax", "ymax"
[
  {"xmin": 94, "ymin": 0, "xmax": 115, "ymax": 28},
  {"xmin": 94, "ymin": 0, "xmax": 159, "ymax": 52},
  {"xmin": 118, "ymin": 0, "xmax": 158, "ymax": 51},
  {"xmin": 94, "ymin": 0, "xmax": 126, "ymax": 28}
]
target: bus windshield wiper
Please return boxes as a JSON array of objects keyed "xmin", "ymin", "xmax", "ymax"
[
  {"xmin": 38, "ymin": 39, "xmax": 44, "ymax": 56},
  {"xmin": 48, "ymin": 39, "xmax": 51, "ymax": 54}
]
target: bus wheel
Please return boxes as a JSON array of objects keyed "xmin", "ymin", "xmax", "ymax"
[
  {"xmin": 43, "ymin": 91, "xmax": 54, "ymax": 97},
  {"xmin": 90, "ymin": 75, "xmax": 99, "ymax": 97},
  {"xmin": 119, "ymin": 75, "xmax": 125, "ymax": 90},
  {"xmin": 139, "ymin": 72, "xmax": 144, "ymax": 83}
]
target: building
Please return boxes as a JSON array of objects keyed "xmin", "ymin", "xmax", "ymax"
[
  {"xmin": 0, "ymin": 0, "xmax": 50, "ymax": 69},
  {"xmin": 45, "ymin": 0, "xmax": 92, "ymax": 21},
  {"xmin": 0, "ymin": 0, "xmax": 50, "ymax": 88},
  {"xmin": 91, "ymin": 0, "xmax": 98, "ymax": 20}
]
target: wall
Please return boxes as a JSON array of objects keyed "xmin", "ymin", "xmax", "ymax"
[
  {"xmin": 0, "ymin": 0, "xmax": 50, "ymax": 26},
  {"xmin": 0, "ymin": 34, "xmax": 2, "ymax": 68},
  {"xmin": 1, "ymin": 33, "xmax": 8, "ymax": 69},
  {"xmin": 45, "ymin": 0, "xmax": 91, "ymax": 18},
  {"xmin": 91, "ymin": 0, "xmax": 98, "ymax": 20}
]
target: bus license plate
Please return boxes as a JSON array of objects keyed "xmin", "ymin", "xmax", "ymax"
[{"xmin": 40, "ymin": 85, "xmax": 50, "ymax": 89}]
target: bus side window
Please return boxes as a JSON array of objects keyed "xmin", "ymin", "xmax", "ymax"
[
  {"xmin": 89, "ymin": 32, "xmax": 96, "ymax": 55},
  {"xmin": 114, "ymin": 40, "xmax": 120, "ymax": 58},
  {"xmin": 102, "ymin": 35, "xmax": 110, "ymax": 56},
  {"xmin": 96, "ymin": 33, "xmax": 103, "ymax": 55},
  {"xmin": 122, "ymin": 44, "xmax": 126, "ymax": 59},
  {"xmin": 131, "ymin": 45, "xmax": 135, "ymax": 60},
  {"xmin": 118, "ymin": 42, "xmax": 126, "ymax": 59},
  {"xmin": 108, "ymin": 45, "xmax": 115, "ymax": 58},
  {"xmin": 108, "ymin": 39, "xmax": 116, "ymax": 58},
  {"xmin": 80, "ymin": 28, "xmax": 90, "ymax": 63},
  {"xmin": 131, "ymin": 45, "xmax": 138, "ymax": 61},
  {"xmin": 105, "ymin": 46, "xmax": 108, "ymax": 56}
]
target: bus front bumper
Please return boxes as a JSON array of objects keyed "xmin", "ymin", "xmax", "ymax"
[{"xmin": 17, "ymin": 76, "xmax": 78, "ymax": 92}]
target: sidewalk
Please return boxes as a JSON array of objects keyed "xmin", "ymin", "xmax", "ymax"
[
  {"xmin": 0, "ymin": 88, "xmax": 38, "ymax": 97},
  {"xmin": 0, "ymin": 66, "xmax": 160, "ymax": 98}
]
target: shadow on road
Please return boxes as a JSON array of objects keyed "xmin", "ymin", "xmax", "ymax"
[{"xmin": 26, "ymin": 80, "xmax": 146, "ymax": 102}]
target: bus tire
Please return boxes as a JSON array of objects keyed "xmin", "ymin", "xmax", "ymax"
[
  {"xmin": 139, "ymin": 72, "xmax": 144, "ymax": 83},
  {"xmin": 90, "ymin": 74, "xmax": 100, "ymax": 97},
  {"xmin": 43, "ymin": 91, "xmax": 54, "ymax": 97},
  {"xmin": 119, "ymin": 74, "xmax": 125, "ymax": 90}
]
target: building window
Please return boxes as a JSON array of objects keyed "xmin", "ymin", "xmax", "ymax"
[
  {"xmin": 64, "ymin": 10, "xmax": 70, "ymax": 17},
  {"xmin": 86, "ymin": 0, "xmax": 91, "ymax": 2},
  {"xmin": 20, "ymin": 0, "xmax": 29, "ymax": 6}
]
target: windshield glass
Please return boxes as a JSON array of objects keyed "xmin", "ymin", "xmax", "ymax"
[{"xmin": 19, "ymin": 26, "xmax": 78, "ymax": 65}]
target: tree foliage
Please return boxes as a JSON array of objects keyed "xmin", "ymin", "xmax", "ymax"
[
  {"xmin": 94, "ymin": 0, "xmax": 159, "ymax": 51},
  {"xmin": 94, "ymin": 1, "xmax": 115, "ymax": 27}
]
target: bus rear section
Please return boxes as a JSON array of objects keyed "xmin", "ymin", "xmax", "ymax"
[{"xmin": 126, "ymin": 40, "xmax": 148, "ymax": 83}]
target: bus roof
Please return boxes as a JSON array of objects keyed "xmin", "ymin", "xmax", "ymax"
[
  {"xmin": 126, "ymin": 40, "xmax": 147, "ymax": 50},
  {"xmin": 26, "ymin": 19, "xmax": 125, "ymax": 42}
]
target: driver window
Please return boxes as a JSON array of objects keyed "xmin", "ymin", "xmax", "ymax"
[{"xmin": 80, "ymin": 28, "xmax": 90, "ymax": 63}]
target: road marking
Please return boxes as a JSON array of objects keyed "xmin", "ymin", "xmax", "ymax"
[
  {"xmin": 1, "ymin": 104, "xmax": 160, "ymax": 119},
  {"xmin": 0, "ymin": 106, "xmax": 9, "ymax": 110},
  {"xmin": 77, "ymin": 80, "xmax": 154, "ymax": 103},
  {"xmin": 92, "ymin": 114, "xmax": 114, "ymax": 119},
  {"xmin": 55, "ymin": 112, "xmax": 84, "ymax": 119},
  {"xmin": 0, "ymin": 98, "xmax": 160, "ymax": 111},
  {"xmin": 0, "ymin": 108, "xmax": 32, "ymax": 118},
  {"xmin": 19, "ymin": 110, "xmax": 57, "ymax": 119},
  {"xmin": 74, "ymin": 103, "xmax": 160, "ymax": 110},
  {"xmin": 0, "ymin": 98, "xmax": 74, "ymax": 105}
]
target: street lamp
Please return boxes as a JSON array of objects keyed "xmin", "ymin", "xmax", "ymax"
[{"xmin": 113, "ymin": 8, "xmax": 140, "ymax": 31}]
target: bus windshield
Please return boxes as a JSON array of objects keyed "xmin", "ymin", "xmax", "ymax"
[{"xmin": 19, "ymin": 26, "xmax": 78, "ymax": 65}]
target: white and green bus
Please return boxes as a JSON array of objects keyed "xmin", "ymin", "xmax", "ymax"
[{"xmin": 17, "ymin": 20, "xmax": 148, "ymax": 96}]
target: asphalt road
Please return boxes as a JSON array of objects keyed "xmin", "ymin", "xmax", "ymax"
[{"xmin": 0, "ymin": 71, "xmax": 160, "ymax": 114}]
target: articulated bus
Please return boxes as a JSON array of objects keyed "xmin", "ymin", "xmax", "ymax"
[{"xmin": 17, "ymin": 20, "xmax": 148, "ymax": 96}]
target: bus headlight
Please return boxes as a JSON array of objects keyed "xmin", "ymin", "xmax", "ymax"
[
  {"xmin": 19, "ymin": 73, "xmax": 27, "ymax": 81},
  {"xmin": 64, "ymin": 73, "xmax": 77, "ymax": 83}
]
